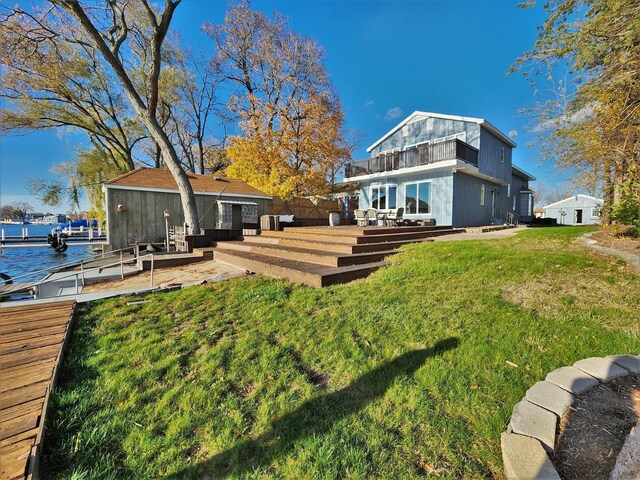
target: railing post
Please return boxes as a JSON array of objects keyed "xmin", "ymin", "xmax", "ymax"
[
  {"xmin": 120, "ymin": 250, "xmax": 124, "ymax": 279},
  {"xmin": 150, "ymin": 254, "xmax": 154, "ymax": 287},
  {"xmin": 80, "ymin": 261, "xmax": 85, "ymax": 287},
  {"xmin": 75, "ymin": 274, "xmax": 79, "ymax": 294}
]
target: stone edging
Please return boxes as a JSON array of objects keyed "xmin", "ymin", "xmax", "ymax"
[
  {"xmin": 501, "ymin": 355, "xmax": 640, "ymax": 480},
  {"xmin": 578, "ymin": 232, "xmax": 640, "ymax": 270}
]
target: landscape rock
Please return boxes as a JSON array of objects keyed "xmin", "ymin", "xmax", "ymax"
[
  {"xmin": 526, "ymin": 380, "xmax": 575, "ymax": 417},
  {"xmin": 573, "ymin": 357, "xmax": 629, "ymax": 382},
  {"xmin": 509, "ymin": 399, "xmax": 558, "ymax": 452},
  {"xmin": 501, "ymin": 432, "xmax": 560, "ymax": 480},
  {"xmin": 609, "ymin": 422, "xmax": 640, "ymax": 480},
  {"xmin": 606, "ymin": 355, "xmax": 640, "ymax": 375},
  {"xmin": 545, "ymin": 366, "xmax": 599, "ymax": 395}
]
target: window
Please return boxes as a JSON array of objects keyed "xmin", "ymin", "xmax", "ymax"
[
  {"xmin": 507, "ymin": 184, "xmax": 511, "ymax": 198},
  {"xmin": 242, "ymin": 205, "xmax": 258, "ymax": 223},
  {"xmin": 500, "ymin": 147, "xmax": 505, "ymax": 163},
  {"xmin": 480, "ymin": 184, "xmax": 485, "ymax": 206},
  {"xmin": 371, "ymin": 185, "xmax": 397, "ymax": 209},
  {"xmin": 405, "ymin": 181, "xmax": 431, "ymax": 214},
  {"xmin": 591, "ymin": 207, "xmax": 600, "ymax": 217}
]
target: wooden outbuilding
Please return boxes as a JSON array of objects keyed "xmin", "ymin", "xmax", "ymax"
[{"xmin": 103, "ymin": 168, "xmax": 271, "ymax": 251}]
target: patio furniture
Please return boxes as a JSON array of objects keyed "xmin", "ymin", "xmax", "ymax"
[
  {"xmin": 354, "ymin": 209, "xmax": 368, "ymax": 227},
  {"xmin": 367, "ymin": 208, "xmax": 378, "ymax": 226},
  {"xmin": 386, "ymin": 207, "xmax": 404, "ymax": 226}
]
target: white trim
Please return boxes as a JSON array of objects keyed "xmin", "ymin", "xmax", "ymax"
[
  {"xmin": 218, "ymin": 200, "xmax": 258, "ymax": 205},
  {"xmin": 366, "ymin": 110, "xmax": 517, "ymax": 152},
  {"xmin": 541, "ymin": 194, "xmax": 603, "ymax": 210},
  {"xmin": 370, "ymin": 183, "xmax": 398, "ymax": 210},
  {"xmin": 104, "ymin": 183, "xmax": 272, "ymax": 200}
]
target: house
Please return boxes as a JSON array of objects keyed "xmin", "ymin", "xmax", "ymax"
[
  {"xmin": 541, "ymin": 195, "xmax": 603, "ymax": 225},
  {"xmin": 342, "ymin": 111, "xmax": 536, "ymax": 227},
  {"xmin": 103, "ymin": 168, "xmax": 271, "ymax": 250}
]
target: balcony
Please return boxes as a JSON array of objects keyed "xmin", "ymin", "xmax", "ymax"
[{"xmin": 344, "ymin": 138, "xmax": 479, "ymax": 179}]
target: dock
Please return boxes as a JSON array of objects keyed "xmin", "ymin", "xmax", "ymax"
[{"xmin": 0, "ymin": 300, "xmax": 76, "ymax": 480}]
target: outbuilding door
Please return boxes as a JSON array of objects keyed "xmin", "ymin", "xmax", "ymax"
[{"xmin": 575, "ymin": 209, "xmax": 583, "ymax": 224}]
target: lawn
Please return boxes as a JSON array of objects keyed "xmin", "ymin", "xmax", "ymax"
[{"xmin": 42, "ymin": 226, "xmax": 640, "ymax": 479}]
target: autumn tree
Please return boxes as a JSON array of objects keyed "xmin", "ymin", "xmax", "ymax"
[
  {"xmin": 205, "ymin": 0, "xmax": 355, "ymax": 198},
  {"xmin": 0, "ymin": 0, "xmax": 202, "ymax": 232},
  {"xmin": 513, "ymin": 0, "xmax": 640, "ymax": 223}
]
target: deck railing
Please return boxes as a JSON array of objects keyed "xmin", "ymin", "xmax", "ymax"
[{"xmin": 344, "ymin": 138, "xmax": 478, "ymax": 178}]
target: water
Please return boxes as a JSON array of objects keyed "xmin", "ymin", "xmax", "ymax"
[{"xmin": 0, "ymin": 224, "xmax": 94, "ymax": 283}]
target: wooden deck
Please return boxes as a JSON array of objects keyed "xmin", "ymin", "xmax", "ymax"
[{"xmin": 0, "ymin": 300, "xmax": 76, "ymax": 480}]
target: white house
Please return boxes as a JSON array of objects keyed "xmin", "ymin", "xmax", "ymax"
[{"xmin": 541, "ymin": 194, "xmax": 603, "ymax": 225}]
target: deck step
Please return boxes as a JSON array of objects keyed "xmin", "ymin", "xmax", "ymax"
[
  {"xmin": 281, "ymin": 225, "xmax": 450, "ymax": 236},
  {"xmin": 215, "ymin": 241, "xmax": 399, "ymax": 267},
  {"xmin": 214, "ymin": 250, "xmax": 387, "ymax": 287}
]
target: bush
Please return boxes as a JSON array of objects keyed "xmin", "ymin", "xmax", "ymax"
[{"xmin": 609, "ymin": 195, "xmax": 640, "ymax": 237}]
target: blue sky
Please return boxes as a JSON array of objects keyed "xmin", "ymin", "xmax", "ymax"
[{"xmin": 0, "ymin": 0, "xmax": 571, "ymax": 213}]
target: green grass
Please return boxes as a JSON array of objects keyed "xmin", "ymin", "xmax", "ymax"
[{"xmin": 42, "ymin": 226, "xmax": 640, "ymax": 479}]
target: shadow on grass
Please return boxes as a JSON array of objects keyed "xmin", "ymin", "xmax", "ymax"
[{"xmin": 166, "ymin": 337, "xmax": 460, "ymax": 479}]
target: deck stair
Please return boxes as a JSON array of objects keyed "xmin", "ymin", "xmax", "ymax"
[{"xmin": 213, "ymin": 225, "xmax": 463, "ymax": 287}]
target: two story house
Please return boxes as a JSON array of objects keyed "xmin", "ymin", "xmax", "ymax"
[{"xmin": 343, "ymin": 111, "xmax": 535, "ymax": 227}]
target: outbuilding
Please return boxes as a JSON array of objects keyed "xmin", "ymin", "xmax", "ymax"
[
  {"xmin": 541, "ymin": 194, "xmax": 603, "ymax": 225},
  {"xmin": 103, "ymin": 168, "xmax": 271, "ymax": 250}
]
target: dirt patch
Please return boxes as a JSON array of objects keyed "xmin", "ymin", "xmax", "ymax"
[
  {"xmin": 553, "ymin": 374, "xmax": 640, "ymax": 480},
  {"xmin": 591, "ymin": 226, "xmax": 640, "ymax": 257},
  {"xmin": 82, "ymin": 260, "xmax": 245, "ymax": 292}
]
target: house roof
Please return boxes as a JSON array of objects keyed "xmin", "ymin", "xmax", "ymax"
[
  {"xmin": 366, "ymin": 110, "xmax": 518, "ymax": 152},
  {"xmin": 512, "ymin": 164, "xmax": 536, "ymax": 181},
  {"xmin": 542, "ymin": 194, "xmax": 603, "ymax": 210},
  {"xmin": 104, "ymin": 168, "xmax": 271, "ymax": 199}
]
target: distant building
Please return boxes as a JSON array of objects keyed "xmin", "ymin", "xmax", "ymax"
[{"xmin": 541, "ymin": 194, "xmax": 603, "ymax": 225}]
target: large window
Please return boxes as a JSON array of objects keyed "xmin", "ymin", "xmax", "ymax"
[
  {"xmin": 405, "ymin": 181, "xmax": 431, "ymax": 214},
  {"xmin": 371, "ymin": 184, "xmax": 397, "ymax": 209}
]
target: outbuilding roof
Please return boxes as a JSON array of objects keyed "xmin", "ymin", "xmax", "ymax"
[{"xmin": 104, "ymin": 168, "xmax": 271, "ymax": 199}]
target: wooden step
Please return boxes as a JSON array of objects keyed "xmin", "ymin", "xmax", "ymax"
[
  {"xmin": 214, "ymin": 250, "xmax": 387, "ymax": 287},
  {"xmin": 260, "ymin": 230, "xmax": 361, "ymax": 244},
  {"xmin": 281, "ymin": 225, "xmax": 452, "ymax": 236},
  {"xmin": 215, "ymin": 241, "xmax": 399, "ymax": 267}
]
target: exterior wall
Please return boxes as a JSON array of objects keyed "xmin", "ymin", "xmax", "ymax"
[
  {"xmin": 452, "ymin": 172, "xmax": 511, "ymax": 227},
  {"xmin": 106, "ymin": 188, "xmax": 269, "ymax": 250},
  {"xmin": 359, "ymin": 170, "xmax": 454, "ymax": 226},
  {"xmin": 370, "ymin": 117, "xmax": 481, "ymax": 155},
  {"xmin": 478, "ymin": 127, "xmax": 513, "ymax": 183},
  {"xmin": 543, "ymin": 196, "xmax": 603, "ymax": 225},
  {"xmin": 510, "ymin": 174, "xmax": 532, "ymax": 220}
]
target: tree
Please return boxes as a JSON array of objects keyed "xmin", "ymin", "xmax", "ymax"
[
  {"xmin": 1, "ymin": 1, "xmax": 202, "ymax": 232},
  {"xmin": 0, "ymin": 205, "xmax": 15, "ymax": 221},
  {"xmin": 512, "ymin": 0, "xmax": 640, "ymax": 223},
  {"xmin": 8, "ymin": 201, "xmax": 34, "ymax": 222},
  {"xmin": 204, "ymin": 0, "xmax": 355, "ymax": 198}
]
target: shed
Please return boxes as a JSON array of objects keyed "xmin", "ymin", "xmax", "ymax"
[
  {"xmin": 103, "ymin": 168, "xmax": 271, "ymax": 250},
  {"xmin": 541, "ymin": 194, "xmax": 603, "ymax": 225}
]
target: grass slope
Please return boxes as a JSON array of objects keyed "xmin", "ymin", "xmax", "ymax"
[{"xmin": 43, "ymin": 227, "xmax": 640, "ymax": 479}]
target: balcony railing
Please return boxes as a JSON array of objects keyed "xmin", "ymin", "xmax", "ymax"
[{"xmin": 344, "ymin": 138, "xmax": 478, "ymax": 178}]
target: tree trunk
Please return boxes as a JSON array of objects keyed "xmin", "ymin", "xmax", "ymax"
[{"xmin": 144, "ymin": 115, "xmax": 200, "ymax": 233}]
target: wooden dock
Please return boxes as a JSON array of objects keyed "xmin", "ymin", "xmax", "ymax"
[{"xmin": 0, "ymin": 301, "xmax": 76, "ymax": 480}]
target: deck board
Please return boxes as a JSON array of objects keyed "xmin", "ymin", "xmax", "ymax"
[{"xmin": 0, "ymin": 301, "xmax": 76, "ymax": 480}]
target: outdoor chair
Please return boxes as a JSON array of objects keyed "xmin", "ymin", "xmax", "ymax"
[
  {"xmin": 354, "ymin": 209, "xmax": 368, "ymax": 227},
  {"xmin": 367, "ymin": 208, "xmax": 378, "ymax": 226},
  {"xmin": 386, "ymin": 207, "xmax": 404, "ymax": 226}
]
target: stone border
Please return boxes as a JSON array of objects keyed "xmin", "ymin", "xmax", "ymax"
[
  {"xmin": 578, "ymin": 232, "xmax": 640, "ymax": 270},
  {"xmin": 501, "ymin": 354, "xmax": 640, "ymax": 480}
]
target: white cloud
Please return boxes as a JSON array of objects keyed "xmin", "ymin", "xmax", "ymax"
[
  {"xmin": 364, "ymin": 100, "xmax": 374, "ymax": 107},
  {"xmin": 384, "ymin": 107, "xmax": 403, "ymax": 121}
]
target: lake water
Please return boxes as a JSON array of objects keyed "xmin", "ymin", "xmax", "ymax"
[{"xmin": 0, "ymin": 224, "xmax": 94, "ymax": 283}]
